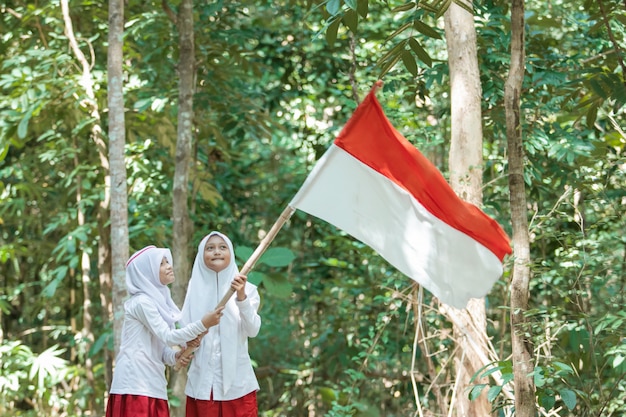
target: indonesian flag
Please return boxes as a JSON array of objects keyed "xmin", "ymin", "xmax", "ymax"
[{"xmin": 289, "ymin": 84, "xmax": 512, "ymax": 309}]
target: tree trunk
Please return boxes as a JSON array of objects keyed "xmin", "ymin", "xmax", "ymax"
[
  {"xmin": 506, "ymin": 0, "xmax": 536, "ymax": 415},
  {"xmin": 72, "ymin": 137, "xmax": 98, "ymax": 413},
  {"xmin": 443, "ymin": 2, "xmax": 493, "ymax": 416},
  {"xmin": 62, "ymin": 0, "xmax": 115, "ymax": 406},
  {"xmin": 169, "ymin": 0, "xmax": 195, "ymax": 414},
  {"xmin": 107, "ymin": 0, "xmax": 129, "ymax": 368}
]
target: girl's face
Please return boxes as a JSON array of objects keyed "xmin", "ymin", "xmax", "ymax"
[
  {"xmin": 159, "ymin": 256, "xmax": 175, "ymax": 285},
  {"xmin": 204, "ymin": 235, "xmax": 231, "ymax": 272}
]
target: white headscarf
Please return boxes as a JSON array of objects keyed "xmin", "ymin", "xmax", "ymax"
[
  {"xmin": 181, "ymin": 231, "xmax": 240, "ymax": 394},
  {"xmin": 125, "ymin": 245, "xmax": 182, "ymax": 328}
]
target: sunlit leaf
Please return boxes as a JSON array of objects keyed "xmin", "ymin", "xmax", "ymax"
[
  {"xmin": 326, "ymin": 0, "xmax": 341, "ymax": 16},
  {"xmin": 469, "ymin": 384, "xmax": 486, "ymax": 400},
  {"xmin": 487, "ymin": 385, "xmax": 502, "ymax": 402}
]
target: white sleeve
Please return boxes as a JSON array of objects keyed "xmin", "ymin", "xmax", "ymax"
[
  {"xmin": 162, "ymin": 346, "xmax": 178, "ymax": 366},
  {"xmin": 130, "ymin": 296, "xmax": 207, "ymax": 346},
  {"xmin": 236, "ymin": 284, "xmax": 261, "ymax": 338}
]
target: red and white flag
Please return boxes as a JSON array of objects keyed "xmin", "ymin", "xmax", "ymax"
[{"xmin": 289, "ymin": 84, "xmax": 512, "ymax": 309}]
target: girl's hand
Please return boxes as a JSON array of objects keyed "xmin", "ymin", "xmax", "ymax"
[
  {"xmin": 187, "ymin": 331, "xmax": 207, "ymax": 348},
  {"xmin": 201, "ymin": 306, "xmax": 224, "ymax": 328},
  {"xmin": 175, "ymin": 350, "xmax": 193, "ymax": 367},
  {"xmin": 231, "ymin": 273, "xmax": 248, "ymax": 301}
]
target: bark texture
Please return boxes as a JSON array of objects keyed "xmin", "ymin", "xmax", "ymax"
[
  {"xmin": 63, "ymin": 0, "xmax": 117, "ymax": 402},
  {"xmin": 505, "ymin": 0, "xmax": 537, "ymax": 415},
  {"xmin": 444, "ymin": 2, "xmax": 493, "ymax": 416},
  {"xmin": 107, "ymin": 0, "xmax": 129, "ymax": 368},
  {"xmin": 169, "ymin": 0, "xmax": 195, "ymax": 414}
]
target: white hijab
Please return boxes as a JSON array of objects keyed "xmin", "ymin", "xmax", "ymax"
[
  {"xmin": 125, "ymin": 246, "xmax": 182, "ymax": 328},
  {"xmin": 181, "ymin": 231, "xmax": 240, "ymax": 394}
]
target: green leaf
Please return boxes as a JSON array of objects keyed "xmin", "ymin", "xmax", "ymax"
[
  {"xmin": 343, "ymin": 9, "xmax": 358, "ymax": 33},
  {"xmin": 533, "ymin": 367, "xmax": 546, "ymax": 387},
  {"xmin": 386, "ymin": 21, "xmax": 412, "ymax": 42},
  {"xmin": 326, "ymin": 0, "xmax": 341, "ymax": 16},
  {"xmin": 559, "ymin": 388, "xmax": 576, "ymax": 411},
  {"xmin": 89, "ymin": 331, "xmax": 112, "ymax": 356},
  {"xmin": 487, "ymin": 385, "xmax": 502, "ymax": 402},
  {"xmin": 413, "ymin": 20, "xmax": 442, "ymax": 39},
  {"xmin": 480, "ymin": 364, "xmax": 505, "ymax": 379},
  {"xmin": 344, "ymin": 0, "xmax": 357, "ymax": 10},
  {"xmin": 319, "ymin": 386, "xmax": 338, "ymax": 402},
  {"xmin": 17, "ymin": 110, "xmax": 32, "ymax": 139},
  {"xmin": 134, "ymin": 98, "xmax": 153, "ymax": 112},
  {"xmin": 468, "ymin": 384, "xmax": 486, "ymax": 400},
  {"xmin": 326, "ymin": 18, "xmax": 341, "ymax": 46},
  {"xmin": 235, "ymin": 246, "xmax": 254, "ymax": 263},
  {"xmin": 377, "ymin": 39, "xmax": 408, "ymax": 66},
  {"xmin": 538, "ymin": 390, "xmax": 556, "ymax": 409},
  {"xmin": 248, "ymin": 271, "xmax": 263, "ymax": 286},
  {"xmin": 356, "ymin": 0, "xmax": 368, "ymax": 17},
  {"xmin": 259, "ymin": 247, "xmax": 296, "ymax": 267},
  {"xmin": 391, "ymin": 2, "xmax": 417, "ymax": 13},
  {"xmin": 552, "ymin": 361, "xmax": 573, "ymax": 374},
  {"xmin": 261, "ymin": 272, "xmax": 292, "ymax": 299},
  {"xmin": 379, "ymin": 53, "xmax": 402, "ymax": 78},
  {"xmin": 42, "ymin": 266, "xmax": 68, "ymax": 298},
  {"xmin": 586, "ymin": 104, "xmax": 597, "ymax": 128},
  {"xmin": 408, "ymin": 38, "xmax": 432, "ymax": 67},
  {"xmin": 401, "ymin": 50, "xmax": 418, "ymax": 77}
]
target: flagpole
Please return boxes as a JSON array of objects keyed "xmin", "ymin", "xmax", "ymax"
[{"xmin": 174, "ymin": 205, "xmax": 296, "ymax": 371}]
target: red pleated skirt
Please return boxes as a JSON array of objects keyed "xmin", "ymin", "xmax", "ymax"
[
  {"xmin": 106, "ymin": 394, "xmax": 170, "ymax": 417},
  {"xmin": 186, "ymin": 391, "xmax": 257, "ymax": 417}
]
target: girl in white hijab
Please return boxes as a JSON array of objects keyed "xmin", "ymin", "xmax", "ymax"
[
  {"xmin": 106, "ymin": 246, "xmax": 224, "ymax": 417},
  {"xmin": 181, "ymin": 232, "xmax": 261, "ymax": 417}
]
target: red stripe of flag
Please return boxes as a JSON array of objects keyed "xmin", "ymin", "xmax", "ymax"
[{"xmin": 334, "ymin": 89, "xmax": 512, "ymax": 261}]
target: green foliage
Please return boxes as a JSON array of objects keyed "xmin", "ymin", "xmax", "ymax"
[
  {"xmin": 1, "ymin": 0, "xmax": 625, "ymax": 416},
  {"xmin": 530, "ymin": 362, "xmax": 577, "ymax": 412},
  {"xmin": 235, "ymin": 245, "xmax": 295, "ymax": 298},
  {"xmin": 0, "ymin": 340, "xmax": 82, "ymax": 416}
]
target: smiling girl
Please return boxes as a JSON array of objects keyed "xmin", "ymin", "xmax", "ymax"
[
  {"xmin": 106, "ymin": 246, "xmax": 224, "ymax": 417},
  {"xmin": 180, "ymin": 232, "xmax": 261, "ymax": 417}
]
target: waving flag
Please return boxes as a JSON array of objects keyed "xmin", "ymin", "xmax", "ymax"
[{"xmin": 289, "ymin": 83, "xmax": 511, "ymax": 309}]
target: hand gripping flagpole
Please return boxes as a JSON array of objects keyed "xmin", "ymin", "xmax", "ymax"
[{"xmin": 174, "ymin": 205, "xmax": 296, "ymax": 371}]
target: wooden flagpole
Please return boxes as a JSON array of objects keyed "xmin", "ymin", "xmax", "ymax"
[{"xmin": 174, "ymin": 205, "xmax": 296, "ymax": 371}]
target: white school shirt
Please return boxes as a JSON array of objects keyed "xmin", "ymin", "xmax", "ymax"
[
  {"xmin": 110, "ymin": 294, "xmax": 207, "ymax": 400},
  {"xmin": 185, "ymin": 296, "xmax": 261, "ymax": 401}
]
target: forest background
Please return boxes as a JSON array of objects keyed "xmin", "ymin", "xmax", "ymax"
[{"xmin": 0, "ymin": 0, "xmax": 624, "ymax": 416}]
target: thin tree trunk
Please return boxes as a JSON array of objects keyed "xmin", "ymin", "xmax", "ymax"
[
  {"xmin": 443, "ymin": 1, "xmax": 493, "ymax": 415},
  {"xmin": 107, "ymin": 0, "xmax": 129, "ymax": 372},
  {"xmin": 73, "ymin": 140, "xmax": 97, "ymax": 413},
  {"xmin": 98, "ymin": 185, "xmax": 113, "ymax": 391},
  {"xmin": 506, "ymin": 0, "xmax": 536, "ymax": 415},
  {"xmin": 80, "ymin": 244, "xmax": 97, "ymax": 413},
  {"xmin": 106, "ymin": 0, "xmax": 129, "ymax": 405},
  {"xmin": 169, "ymin": 0, "xmax": 195, "ymax": 414},
  {"xmin": 61, "ymin": 0, "xmax": 114, "ymax": 404},
  {"xmin": 70, "ymin": 271, "xmax": 77, "ymax": 360}
]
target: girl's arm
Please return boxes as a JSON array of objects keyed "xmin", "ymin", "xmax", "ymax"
[
  {"xmin": 130, "ymin": 296, "xmax": 207, "ymax": 346},
  {"xmin": 236, "ymin": 284, "xmax": 262, "ymax": 337}
]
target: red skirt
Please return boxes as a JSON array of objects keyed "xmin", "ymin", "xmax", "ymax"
[
  {"xmin": 106, "ymin": 394, "xmax": 170, "ymax": 417},
  {"xmin": 186, "ymin": 391, "xmax": 257, "ymax": 417}
]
